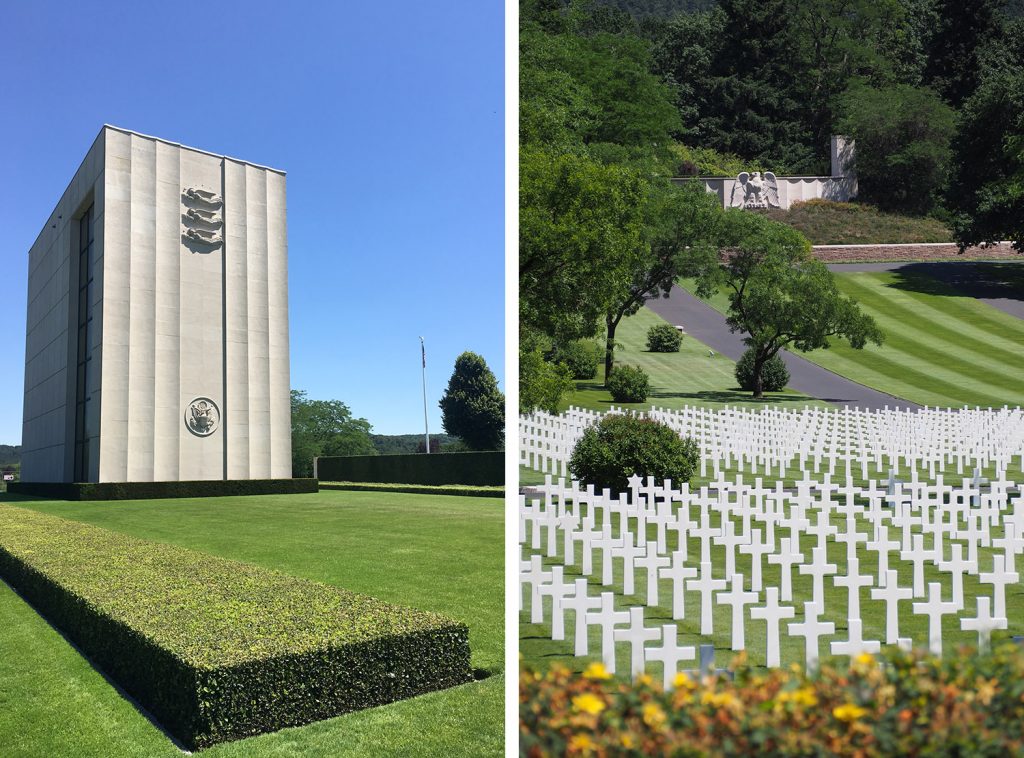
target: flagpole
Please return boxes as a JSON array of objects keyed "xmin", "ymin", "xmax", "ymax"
[{"xmin": 420, "ymin": 336, "xmax": 430, "ymax": 454}]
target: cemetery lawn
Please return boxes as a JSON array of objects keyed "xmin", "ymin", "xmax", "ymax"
[
  {"xmin": 520, "ymin": 498, "xmax": 1024, "ymax": 679},
  {"xmin": 0, "ymin": 490, "xmax": 502, "ymax": 757},
  {"xmin": 678, "ymin": 270, "xmax": 1024, "ymax": 409},
  {"xmin": 562, "ymin": 307, "xmax": 831, "ymax": 414}
]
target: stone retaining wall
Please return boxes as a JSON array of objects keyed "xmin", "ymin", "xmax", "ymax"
[{"xmin": 812, "ymin": 242, "xmax": 1019, "ymax": 262}]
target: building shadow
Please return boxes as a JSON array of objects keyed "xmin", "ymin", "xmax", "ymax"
[{"xmin": 886, "ymin": 261, "xmax": 1024, "ymax": 303}]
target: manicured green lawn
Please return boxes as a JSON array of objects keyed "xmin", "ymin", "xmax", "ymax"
[
  {"xmin": 0, "ymin": 490, "xmax": 503, "ymax": 757},
  {"xmin": 561, "ymin": 307, "xmax": 831, "ymax": 414},
  {"xmin": 678, "ymin": 269, "xmax": 1024, "ymax": 409},
  {"xmin": 520, "ymin": 500, "xmax": 1024, "ymax": 679}
]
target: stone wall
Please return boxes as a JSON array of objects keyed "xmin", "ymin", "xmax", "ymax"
[{"xmin": 812, "ymin": 243, "xmax": 1020, "ymax": 263}]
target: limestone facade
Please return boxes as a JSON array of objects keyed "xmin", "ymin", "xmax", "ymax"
[{"xmin": 21, "ymin": 126, "xmax": 291, "ymax": 482}]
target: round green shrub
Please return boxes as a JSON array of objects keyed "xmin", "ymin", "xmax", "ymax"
[
  {"xmin": 553, "ymin": 340, "xmax": 602, "ymax": 380},
  {"xmin": 569, "ymin": 414, "xmax": 700, "ymax": 493},
  {"xmin": 734, "ymin": 348, "xmax": 790, "ymax": 392},
  {"xmin": 646, "ymin": 324, "xmax": 683, "ymax": 353},
  {"xmin": 607, "ymin": 365, "xmax": 650, "ymax": 403}
]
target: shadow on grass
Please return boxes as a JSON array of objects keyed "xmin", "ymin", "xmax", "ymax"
[
  {"xmin": 569, "ymin": 382, "xmax": 821, "ymax": 409},
  {"xmin": 888, "ymin": 261, "xmax": 1024, "ymax": 303}
]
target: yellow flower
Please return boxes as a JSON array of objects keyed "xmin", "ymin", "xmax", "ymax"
[
  {"xmin": 637, "ymin": 673, "xmax": 654, "ymax": 687},
  {"xmin": 620, "ymin": 733, "xmax": 635, "ymax": 749},
  {"xmin": 777, "ymin": 687, "xmax": 817, "ymax": 707},
  {"xmin": 583, "ymin": 662, "xmax": 612, "ymax": 681},
  {"xmin": 833, "ymin": 703, "xmax": 868, "ymax": 722},
  {"xmin": 569, "ymin": 734, "xmax": 595, "ymax": 753},
  {"xmin": 855, "ymin": 652, "xmax": 874, "ymax": 666},
  {"xmin": 701, "ymin": 690, "xmax": 738, "ymax": 708},
  {"xmin": 673, "ymin": 671, "xmax": 696, "ymax": 690},
  {"xmin": 642, "ymin": 702, "xmax": 667, "ymax": 729},
  {"xmin": 573, "ymin": 693, "xmax": 607, "ymax": 716}
]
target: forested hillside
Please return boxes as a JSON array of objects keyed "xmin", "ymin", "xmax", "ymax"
[{"xmin": 0, "ymin": 445, "xmax": 19, "ymax": 467}]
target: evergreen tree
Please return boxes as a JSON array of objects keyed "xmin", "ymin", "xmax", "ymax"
[{"xmin": 439, "ymin": 352, "xmax": 505, "ymax": 451}]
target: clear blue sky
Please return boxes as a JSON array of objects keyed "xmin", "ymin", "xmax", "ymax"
[{"xmin": 0, "ymin": 1, "xmax": 504, "ymax": 444}]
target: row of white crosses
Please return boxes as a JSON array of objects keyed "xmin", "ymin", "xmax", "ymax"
[
  {"xmin": 521, "ymin": 405, "xmax": 1024, "ymax": 483},
  {"xmin": 520, "ymin": 472, "xmax": 1021, "ymax": 685}
]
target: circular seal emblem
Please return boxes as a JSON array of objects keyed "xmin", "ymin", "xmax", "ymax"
[{"xmin": 185, "ymin": 397, "xmax": 220, "ymax": 437}]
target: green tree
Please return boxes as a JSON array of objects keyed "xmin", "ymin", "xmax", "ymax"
[
  {"xmin": 439, "ymin": 352, "xmax": 505, "ymax": 451},
  {"xmin": 519, "ymin": 332, "xmax": 576, "ymax": 414},
  {"xmin": 520, "ymin": 148, "xmax": 649, "ymax": 342},
  {"xmin": 601, "ymin": 179, "xmax": 723, "ymax": 379},
  {"xmin": 290, "ymin": 390, "xmax": 376, "ymax": 478},
  {"xmin": 683, "ymin": 212, "xmax": 884, "ymax": 397},
  {"xmin": 922, "ymin": 0, "xmax": 1006, "ymax": 107},
  {"xmin": 948, "ymin": 34, "xmax": 1024, "ymax": 252},
  {"xmin": 838, "ymin": 83, "xmax": 955, "ymax": 214}
]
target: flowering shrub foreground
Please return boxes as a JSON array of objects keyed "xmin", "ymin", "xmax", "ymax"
[{"xmin": 520, "ymin": 645, "xmax": 1024, "ymax": 756}]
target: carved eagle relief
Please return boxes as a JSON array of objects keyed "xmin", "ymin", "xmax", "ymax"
[{"xmin": 730, "ymin": 171, "xmax": 780, "ymax": 209}]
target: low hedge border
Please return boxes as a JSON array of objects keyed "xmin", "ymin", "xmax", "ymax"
[
  {"xmin": 7, "ymin": 478, "xmax": 318, "ymax": 501},
  {"xmin": 0, "ymin": 504, "xmax": 471, "ymax": 749},
  {"xmin": 319, "ymin": 482, "xmax": 504, "ymax": 498},
  {"xmin": 521, "ymin": 645, "xmax": 1024, "ymax": 756},
  {"xmin": 316, "ymin": 451, "xmax": 503, "ymax": 486}
]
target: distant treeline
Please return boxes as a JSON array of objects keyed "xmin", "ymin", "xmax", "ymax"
[
  {"xmin": 0, "ymin": 445, "xmax": 20, "ymax": 468},
  {"xmin": 586, "ymin": 0, "xmax": 1022, "ymax": 18},
  {"xmin": 370, "ymin": 434, "xmax": 457, "ymax": 455}
]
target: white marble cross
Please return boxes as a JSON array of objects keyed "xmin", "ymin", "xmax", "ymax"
[
  {"xmin": 900, "ymin": 534, "xmax": 929, "ymax": 597},
  {"xmin": 585, "ymin": 592, "xmax": 631, "ymax": 674},
  {"xmin": 717, "ymin": 573, "xmax": 758, "ymax": 650},
  {"xmin": 538, "ymin": 565, "xmax": 576, "ymax": 640},
  {"xmin": 635, "ymin": 541, "xmax": 670, "ymax": 606},
  {"xmin": 833, "ymin": 556, "xmax": 873, "ymax": 621},
  {"xmin": 938, "ymin": 542, "xmax": 975, "ymax": 610},
  {"xmin": 523, "ymin": 555, "xmax": 552, "ymax": 624},
  {"xmin": 799, "ymin": 546, "xmax": 838, "ymax": 607},
  {"xmin": 870, "ymin": 569, "xmax": 914, "ymax": 645},
  {"xmin": 738, "ymin": 528, "xmax": 771, "ymax": 592},
  {"xmin": 979, "ymin": 553, "xmax": 1019, "ymax": 618},
  {"xmin": 688, "ymin": 561, "xmax": 728, "ymax": 635},
  {"xmin": 613, "ymin": 606, "xmax": 662, "ymax": 681},
  {"xmin": 788, "ymin": 600, "xmax": 835, "ymax": 671},
  {"xmin": 561, "ymin": 578, "xmax": 601, "ymax": 656},
  {"xmin": 660, "ymin": 550, "xmax": 698, "ymax": 620},
  {"xmin": 611, "ymin": 539, "xmax": 646, "ymax": 595},
  {"xmin": 645, "ymin": 623, "xmax": 696, "ymax": 690},
  {"xmin": 749, "ymin": 586, "xmax": 795, "ymax": 667},
  {"xmin": 865, "ymin": 524, "xmax": 900, "ymax": 587},
  {"xmin": 960, "ymin": 595, "xmax": 1008, "ymax": 653},
  {"xmin": 829, "ymin": 618, "xmax": 880, "ymax": 660},
  {"xmin": 767, "ymin": 536, "xmax": 803, "ymax": 602},
  {"xmin": 912, "ymin": 581, "xmax": 959, "ymax": 656}
]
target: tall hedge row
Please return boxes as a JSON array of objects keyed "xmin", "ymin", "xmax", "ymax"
[
  {"xmin": 0, "ymin": 504, "xmax": 471, "ymax": 749},
  {"xmin": 7, "ymin": 478, "xmax": 318, "ymax": 501},
  {"xmin": 316, "ymin": 451, "xmax": 503, "ymax": 486}
]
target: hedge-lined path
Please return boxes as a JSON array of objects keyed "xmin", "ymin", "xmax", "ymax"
[
  {"xmin": 826, "ymin": 260, "xmax": 1024, "ymax": 320},
  {"xmin": 646, "ymin": 286, "xmax": 917, "ymax": 411}
]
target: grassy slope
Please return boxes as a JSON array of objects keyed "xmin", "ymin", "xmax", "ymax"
[
  {"xmin": 561, "ymin": 307, "xmax": 831, "ymax": 414},
  {"xmin": 0, "ymin": 490, "xmax": 502, "ymax": 757},
  {"xmin": 763, "ymin": 200, "xmax": 952, "ymax": 245},
  {"xmin": 520, "ymin": 501, "xmax": 1024, "ymax": 678},
  {"xmin": 678, "ymin": 271, "xmax": 1024, "ymax": 409}
]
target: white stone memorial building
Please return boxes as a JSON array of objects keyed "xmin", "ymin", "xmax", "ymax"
[{"xmin": 20, "ymin": 126, "xmax": 291, "ymax": 483}]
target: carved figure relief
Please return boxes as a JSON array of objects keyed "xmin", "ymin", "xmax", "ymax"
[
  {"xmin": 185, "ymin": 397, "xmax": 220, "ymax": 437},
  {"xmin": 730, "ymin": 171, "xmax": 780, "ymax": 209},
  {"xmin": 181, "ymin": 187, "xmax": 224, "ymax": 248}
]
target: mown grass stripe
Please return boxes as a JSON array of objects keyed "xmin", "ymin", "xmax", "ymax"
[
  {"xmin": 835, "ymin": 274, "xmax": 1024, "ymax": 370},
  {"xmin": 828, "ymin": 282, "xmax": 1024, "ymax": 396}
]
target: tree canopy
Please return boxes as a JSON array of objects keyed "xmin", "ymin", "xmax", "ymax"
[
  {"xmin": 439, "ymin": 352, "xmax": 505, "ymax": 451},
  {"xmin": 290, "ymin": 390, "xmax": 376, "ymax": 478}
]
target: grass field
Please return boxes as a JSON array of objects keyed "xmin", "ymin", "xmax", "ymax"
[
  {"xmin": 560, "ymin": 308, "xmax": 831, "ymax": 415},
  {"xmin": 763, "ymin": 200, "xmax": 952, "ymax": 245},
  {"xmin": 0, "ymin": 490, "xmax": 503, "ymax": 757},
  {"xmin": 519, "ymin": 498, "xmax": 1024, "ymax": 680},
  {"xmin": 678, "ymin": 269, "xmax": 1024, "ymax": 409}
]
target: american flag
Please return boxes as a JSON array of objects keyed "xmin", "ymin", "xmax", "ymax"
[{"xmin": 421, "ymin": 339, "xmax": 426, "ymax": 368}]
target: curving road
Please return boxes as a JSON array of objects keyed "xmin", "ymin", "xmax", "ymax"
[{"xmin": 646, "ymin": 285, "xmax": 919, "ymax": 411}]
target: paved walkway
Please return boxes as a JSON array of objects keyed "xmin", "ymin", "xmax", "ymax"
[
  {"xmin": 826, "ymin": 260, "xmax": 1024, "ymax": 320},
  {"xmin": 646, "ymin": 286, "xmax": 919, "ymax": 411}
]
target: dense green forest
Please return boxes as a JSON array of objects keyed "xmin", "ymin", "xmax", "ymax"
[
  {"xmin": 0, "ymin": 445, "xmax": 19, "ymax": 467},
  {"xmin": 520, "ymin": 0, "xmax": 1024, "ymax": 411},
  {"xmin": 370, "ymin": 433, "xmax": 457, "ymax": 455}
]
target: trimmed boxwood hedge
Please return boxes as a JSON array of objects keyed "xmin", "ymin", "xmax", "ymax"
[
  {"xmin": 316, "ymin": 451, "xmax": 503, "ymax": 486},
  {"xmin": 319, "ymin": 482, "xmax": 504, "ymax": 498},
  {"xmin": 7, "ymin": 478, "xmax": 318, "ymax": 501},
  {"xmin": 0, "ymin": 504, "xmax": 471, "ymax": 749}
]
